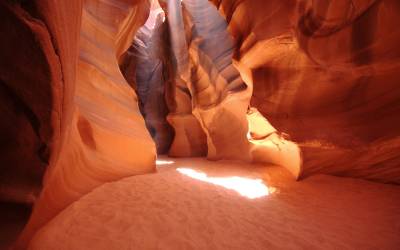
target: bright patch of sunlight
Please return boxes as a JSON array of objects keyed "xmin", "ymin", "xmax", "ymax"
[
  {"xmin": 246, "ymin": 131, "xmax": 252, "ymax": 140},
  {"xmin": 176, "ymin": 168, "xmax": 270, "ymax": 199},
  {"xmin": 156, "ymin": 160, "xmax": 175, "ymax": 166}
]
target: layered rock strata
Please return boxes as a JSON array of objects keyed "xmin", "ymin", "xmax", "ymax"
[
  {"xmin": 211, "ymin": 0, "xmax": 400, "ymax": 184},
  {"xmin": 122, "ymin": 9, "xmax": 174, "ymax": 154},
  {"xmin": 11, "ymin": 0, "xmax": 156, "ymax": 247}
]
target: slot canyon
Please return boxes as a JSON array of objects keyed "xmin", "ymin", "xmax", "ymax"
[{"xmin": 0, "ymin": 0, "xmax": 399, "ymax": 249}]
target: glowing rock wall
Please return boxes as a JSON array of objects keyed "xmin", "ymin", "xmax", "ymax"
[
  {"xmin": 6, "ymin": 0, "xmax": 156, "ymax": 247},
  {"xmin": 211, "ymin": 0, "xmax": 400, "ymax": 183},
  {"xmin": 129, "ymin": 0, "xmax": 302, "ymax": 175},
  {"xmin": 183, "ymin": 0, "xmax": 252, "ymax": 161},
  {"xmin": 184, "ymin": 0, "xmax": 301, "ymax": 174},
  {"xmin": 0, "ymin": 0, "xmax": 399, "ymax": 247}
]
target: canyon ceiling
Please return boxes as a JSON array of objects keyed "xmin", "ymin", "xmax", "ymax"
[{"xmin": 0, "ymin": 0, "xmax": 399, "ymax": 248}]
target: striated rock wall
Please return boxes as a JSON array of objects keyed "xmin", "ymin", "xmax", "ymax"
[
  {"xmin": 163, "ymin": 0, "xmax": 209, "ymax": 157},
  {"xmin": 9, "ymin": 0, "xmax": 156, "ymax": 247},
  {"xmin": 0, "ymin": 0, "xmax": 81, "ymax": 205},
  {"xmin": 1, "ymin": 0, "xmax": 399, "ymax": 246},
  {"xmin": 121, "ymin": 0, "xmax": 301, "ymax": 172},
  {"xmin": 121, "ymin": 8, "xmax": 174, "ymax": 154},
  {"xmin": 183, "ymin": 0, "xmax": 252, "ymax": 161},
  {"xmin": 131, "ymin": 0, "xmax": 301, "ymax": 176},
  {"xmin": 210, "ymin": 0, "xmax": 400, "ymax": 184}
]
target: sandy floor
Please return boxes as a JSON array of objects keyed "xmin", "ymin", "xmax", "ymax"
[{"xmin": 30, "ymin": 157, "xmax": 400, "ymax": 249}]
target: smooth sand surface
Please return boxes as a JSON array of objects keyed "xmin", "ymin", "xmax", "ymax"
[{"xmin": 30, "ymin": 157, "xmax": 400, "ymax": 249}]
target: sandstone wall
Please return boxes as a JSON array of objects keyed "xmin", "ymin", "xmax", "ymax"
[
  {"xmin": 4, "ymin": 0, "xmax": 156, "ymax": 247},
  {"xmin": 1, "ymin": 0, "xmax": 399, "ymax": 247},
  {"xmin": 0, "ymin": 0, "xmax": 81, "ymax": 205},
  {"xmin": 211, "ymin": 0, "xmax": 400, "ymax": 183},
  {"xmin": 121, "ymin": 9, "xmax": 174, "ymax": 154}
]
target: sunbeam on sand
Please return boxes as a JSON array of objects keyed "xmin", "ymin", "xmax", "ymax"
[{"xmin": 177, "ymin": 168, "xmax": 270, "ymax": 199}]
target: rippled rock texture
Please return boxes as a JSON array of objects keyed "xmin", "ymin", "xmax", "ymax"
[
  {"xmin": 1, "ymin": 0, "xmax": 156, "ymax": 247},
  {"xmin": 121, "ymin": 0, "xmax": 301, "ymax": 175},
  {"xmin": 211, "ymin": 0, "xmax": 400, "ymax": 184},
  {"xmin": 0, "ymin": 0, "xmax": 80, "ymax": 205},
  {"xmin": 0, "ymin": 0, "xmax": 399, "ymax": 248},
  {"xmin": 121, "ymin": 8, "xmax": 174, "ymax": 154}
]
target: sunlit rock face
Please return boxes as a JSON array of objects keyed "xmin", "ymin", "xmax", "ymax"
[
  {"xmin": 169, "ymin": 0, "xmax": 300, "ymax": 175},
  {"xmin": 121, "ymin": 1, "xmax": 208, "ymax": 157},
  {"xmin": 163, "ymin": 0, "xmax": 209, "ymax": 158},
  {"xmin": 121, "ymin": 0, "xmax": 301, "ymax": 173},
  {"xmin": 10, "ymin": 0, "xmax": 156, "ymax": 247},
  {"xmin": 211, "ymin": 0, "xmax": 400, "ymax": 184},
  {"xmin": 183, "ymin": 0, "xmax": 252, "ymax": 161},
  {"xmin": 1, "ymin": 0, "xmax": 399, "ymax": 247}
]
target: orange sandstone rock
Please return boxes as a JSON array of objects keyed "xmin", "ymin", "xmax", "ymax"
[{"xmin": 14, "ymin": 0, "xmax": 156, "ymax": 247}]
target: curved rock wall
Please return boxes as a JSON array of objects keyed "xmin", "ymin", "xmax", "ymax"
[
  {"xmin": 121, "ymin": 0, "xmax": 300, "ymax": 177},
  {"xmin": 211, "ymin": 0, "xmax": 400, "ymax": 183},
  {"xmin": 129, "ymin": 0, "xmax": 301, "ymax": 176},
  {"xmin": 1, "ymin": 0, "xmax": 399, "ymax": 247},
  {"xmin": 121, "ymin": 9, "xmax": 174, "ymax": 154},
  {"xmin": 0, "ymin": 0, "xmax": 80, "ymax": 204},
  {"xmin": 120, "ymin": 0, "xmax": 301, "ymax": 174},
  {"xmin": 183, "ymin": 0, "xmax": 252, "ymax": 161},
  {"xmin": 12, "ymin": 0, "xmax": 156, "ymax": 247},
  {"xmin": 163, "ymin": 0, "xmax": 209, "ymax": 157}
]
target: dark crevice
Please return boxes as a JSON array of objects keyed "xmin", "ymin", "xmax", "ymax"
[
  {"xmin": 0, "ymin": 79, "xmax": 49, "ymax": 164},
  {"xmin": 15, "ymin": 0, "xmax": 65, "ymax": 157}
]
